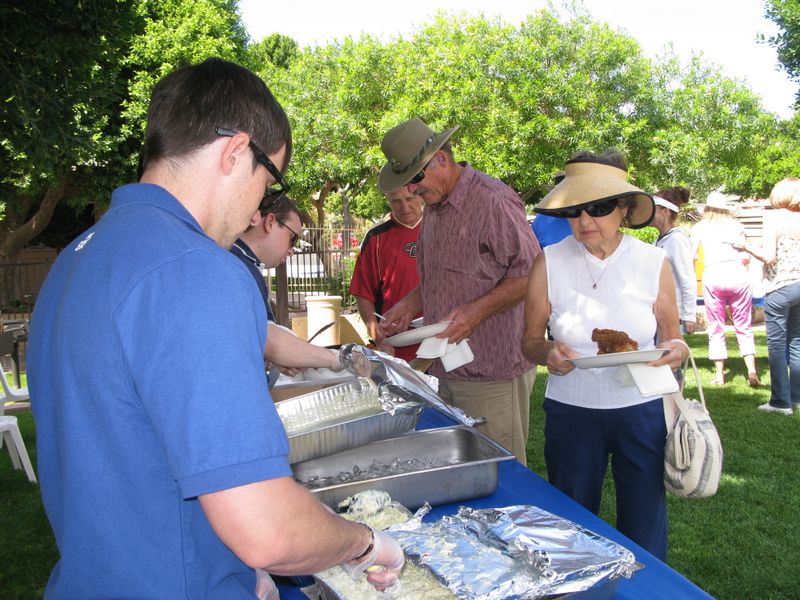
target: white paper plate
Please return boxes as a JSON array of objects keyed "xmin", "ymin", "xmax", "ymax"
[
  {"xmin": 384, "ymin": 321, "xmax": 451, "ymax": 347},
  {"xmin": 568, "ymin": 348, "xmax": 669, "ymax": 369}
]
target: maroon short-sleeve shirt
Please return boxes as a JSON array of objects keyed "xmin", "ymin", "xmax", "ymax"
[{"xmin": 418, "ymin": 164, "xmax": 541, "ymax": 380}]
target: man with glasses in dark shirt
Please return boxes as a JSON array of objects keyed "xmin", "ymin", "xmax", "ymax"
[
  {"xmin": 231, "ymin": 194, "xmax": 346, "ymax": 376},
  {"xmin": 230, "ymin": 193, "xmax": 300, "ymax": 322}
]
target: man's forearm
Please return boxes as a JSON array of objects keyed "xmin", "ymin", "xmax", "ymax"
[
  {"xmin": 471, "ymin": 275, "xmax": 528, "ymax": 320},
  {"xmin": 265, "ymin": 324, "xmax": 336, "ymax": 369},
  {"xmin": 355, "ymin": 296, "xmax": 379, "ymax": 340},
  {"xmin": 200, "ymin": 477, "xmax": 371, "ymax": 574}
]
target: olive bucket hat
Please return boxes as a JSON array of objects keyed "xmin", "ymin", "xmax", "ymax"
[
  {"xmin": 534, "ymin": 158, "xmax": 655, "ymax": 229},
  {"xmin": 378, "ymin": 118, "xmax": 460, "ymax": 193}
]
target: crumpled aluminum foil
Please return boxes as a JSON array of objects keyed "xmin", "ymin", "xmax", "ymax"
[
  {"xmin": 387, "ymin": 504, "xmax": 638, "ymax": 599},
  {"xmin": 339, "ymin": 344, "xmax": 480, "ymax": 427}
]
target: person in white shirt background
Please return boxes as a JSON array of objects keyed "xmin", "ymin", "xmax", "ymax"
[{"xmin": 651, "ymin": 187, "xmax": 698, "ymax": 335}]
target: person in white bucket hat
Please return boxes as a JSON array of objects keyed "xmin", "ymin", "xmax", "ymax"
[
  {"xmin": 691, "ymin": 190, "xmax": 760, "ymax": 386},
  {"xmin": 377, "ymin": 117, "xmax": 541, "ymax": 465}
]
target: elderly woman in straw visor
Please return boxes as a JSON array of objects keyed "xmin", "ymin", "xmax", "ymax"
[{"xmin": 521, "ymin": 150, "xmax": 687, "ymax": 561}]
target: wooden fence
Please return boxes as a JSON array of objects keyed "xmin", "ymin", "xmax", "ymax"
[{"xmin": 0, "ymin": 263, "xmax": 53, "ymax": 311}]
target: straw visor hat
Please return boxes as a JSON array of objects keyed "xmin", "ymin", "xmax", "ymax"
[
  {"xmin": 535, "ymin": 159, "xmax": 655, "ymax": 229},
  {"xmin": 378, "ymin": 118, "xmax": 460, "ymax": 193}
]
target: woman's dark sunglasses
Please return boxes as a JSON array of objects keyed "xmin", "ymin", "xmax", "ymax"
[{"xmin": 559, "ymin": 199, "xmax": 619, "ymax": 219}]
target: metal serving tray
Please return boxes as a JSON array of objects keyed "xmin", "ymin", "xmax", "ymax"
[
  {"xmin": 292, "ymin": 426, "xmax": 514, "ymax": 509},
  {"xmin": 276, "ymin": 379, "xmax": 422, "ymax": 464}
]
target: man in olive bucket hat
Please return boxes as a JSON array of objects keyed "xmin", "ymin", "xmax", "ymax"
[{"xmin": 377, "ymin": 117, "xmax": 541, "ymax": 465}]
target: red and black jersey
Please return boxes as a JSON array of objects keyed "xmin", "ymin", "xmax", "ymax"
[{"xmin": 349, "ymin": 218, "xmax": 421, "ymax": 361}]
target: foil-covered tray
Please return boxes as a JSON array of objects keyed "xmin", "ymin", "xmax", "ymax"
[
  {"xmin": 291, "ymin": 426, "xmax": 514, "ymax": 509},
  {"xmin": 305, "ymin": 502, "xmax": 638, "ymax": 600},
  {"xmin": 386, "ymin": 505, "xmax": 638, "ymax": 599},
  {"xmin": 276, "ymin": 379, "xmax": 422, "ymax": 464}
]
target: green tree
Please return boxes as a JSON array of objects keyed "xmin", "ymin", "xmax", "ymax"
[
  {"xmin": 764, "ymin": 0, "xmax": 800, "ymax": 105},
  {"xmin": 390, "ymin": 10, "xmax": 655, "ymax": 197},
  {"xmin": 0, "ymin": 0, "xmax": 139, "ymax": 262},
  {"xmin": 637, "ymin": 55, "xmax": 775, "ymax": 197},
  {"xmin": 0, "ymin": 0, "xmax": 249, "ymax": 266},
  {"xmin": 749, "ymin": 113, "xmax": 800, "ymax": 194},
  {"xmin": 246, "ymin": 33, "xmax": 299, "ymax": 71},
  {"xmin": 266, "ymin": 35, "xmax": 402, "ymax": 228}
]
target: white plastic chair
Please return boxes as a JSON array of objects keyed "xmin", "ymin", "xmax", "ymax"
[
  {"xmin": 0, "ymin": 363, "xmax": 30, "ymax": 451},
  {"xmin": 0, "ymin": 415, "xmax": 37, "ymax": 483},
  {"xmin": 0, "ymin": 360, "xmax": 30, "ymax": 404}
]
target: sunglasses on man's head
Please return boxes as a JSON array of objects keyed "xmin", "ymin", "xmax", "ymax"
[
  {"xmin": 559, "ymin": 199, "xmax": 619, "ymax": 219},
  {"xmin": 215, "ymin": 127, "xmax": 290, "ymax": 196}
]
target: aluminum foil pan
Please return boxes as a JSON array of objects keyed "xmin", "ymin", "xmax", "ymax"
[
  {"xmin": 292, "ymin": 426, "xmax": 514, "ymax": 509},
  {"xmin": 276, "ymin": 378, "xmax": 422, "ymax": 463},
  {"xmin": 338, "ymin": 344, "xmax": 481, "ymax": 427},
  {"xmin": 387, "ymin": 505, "xmax": 638, "ymax": 599}
]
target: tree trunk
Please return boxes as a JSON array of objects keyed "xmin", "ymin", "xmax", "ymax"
[
  {"xmin": 0, "ymin": 178, "xmax": 68, "ymax": 264},
  {"xmin": 341, "ymin": 188, "xmax": 352, "ymax": 248},
  {"xmin": 312, "ymin": 183, "xmax": 334, "ymax": 275},
  {"xmin": 312, "ymin": 181, "xmax": 334, "ymax": 228}
]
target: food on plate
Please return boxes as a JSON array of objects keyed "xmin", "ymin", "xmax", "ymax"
[{"xmin": 591, "ymin": 328, "xmax": 638, "ymax": 355}]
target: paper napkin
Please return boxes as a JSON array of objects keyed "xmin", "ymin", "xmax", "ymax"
[{"xmin": 614, "ymin": 363, "xmax": 679, "ymax": 396}]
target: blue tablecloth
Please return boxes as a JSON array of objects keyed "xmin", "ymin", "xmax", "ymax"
[{"xmin": 278, "ymin": 407, "xmax": 711, "ymax": 599}]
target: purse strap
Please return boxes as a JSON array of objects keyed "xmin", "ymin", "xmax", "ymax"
[
  {"xmin": 665, "ymin": 345, "xmax": 705, "ymax": 427},
  {"xmin": 680, "ymin": 347, "xmax": 706, "ymax": 407}
]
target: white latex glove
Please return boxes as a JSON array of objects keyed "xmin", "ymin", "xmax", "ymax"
[
  {"xmin": 254, "ymin": 568, "xmax": 279, "ymax": 600},
  {"xmin": 342, "ymin": 527, "xmax": 405, "ymax": 591},
  {"xmin": 330, "ymin": 348, "xmax": 347, "ymax": 372}
]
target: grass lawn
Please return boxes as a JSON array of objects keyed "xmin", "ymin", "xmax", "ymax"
[
  {"xmin": 2, "ymin": 331, "xmax": 798, "ymax": 598},
  {"xmin": 526, "ymin": 330, "xmax": 800, "ymax": 599}
]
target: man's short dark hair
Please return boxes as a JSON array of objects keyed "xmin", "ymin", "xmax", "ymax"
[
  {"xmin": 260, "ymin": 192, "xmax": 300, "ymax": 223},
  {"xmin": 139, "ymin": 57, "xmax": 292, "ymax": 174}
]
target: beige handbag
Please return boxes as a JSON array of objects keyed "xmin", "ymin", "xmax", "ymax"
[{"xmin": 662, "ymin": 351, "xmax": 723, "ymax": 498}]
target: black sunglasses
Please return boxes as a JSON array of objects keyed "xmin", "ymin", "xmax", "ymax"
[
  {"xmin": 215, "ymin": 127, "xmax": 290, "ymax": 196},
  {"xmin": 277, "ymin": 218, "xmax": 299, "ymax": 248},
  {"xmin": 408, "ymin": 159, "xmax": 432, "ymax": 185},
  {"xmin": 559, "ymin": 199, "xmax": 619, "ymax": 219}
]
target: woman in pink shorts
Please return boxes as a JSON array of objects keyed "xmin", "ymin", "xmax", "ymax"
[{"xmin": 691, "ymin": 191, "xmax": 759, "ymax": 386}]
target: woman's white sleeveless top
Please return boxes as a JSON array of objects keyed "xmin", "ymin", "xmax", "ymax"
[{"xmin": 544, "ymin": 235, "xmax": 666, "ymax": 409}]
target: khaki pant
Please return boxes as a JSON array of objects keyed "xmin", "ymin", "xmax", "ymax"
[{"xmin": 437, "ymin": 369, "xmax": 536, "ymax": 465}]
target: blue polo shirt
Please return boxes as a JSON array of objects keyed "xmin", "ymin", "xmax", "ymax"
[
  {"xmin": 28, "ymin": 183, "xmax": 292, "ymax": 599},
  {"xmin": 531, "ymin": 214, "xmax": 572, "ymax": 248}
]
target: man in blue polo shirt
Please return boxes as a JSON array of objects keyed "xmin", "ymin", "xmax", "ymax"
[{"xmin": 28, "ymin": 58, "xmax": 402, "ymax": 599}]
